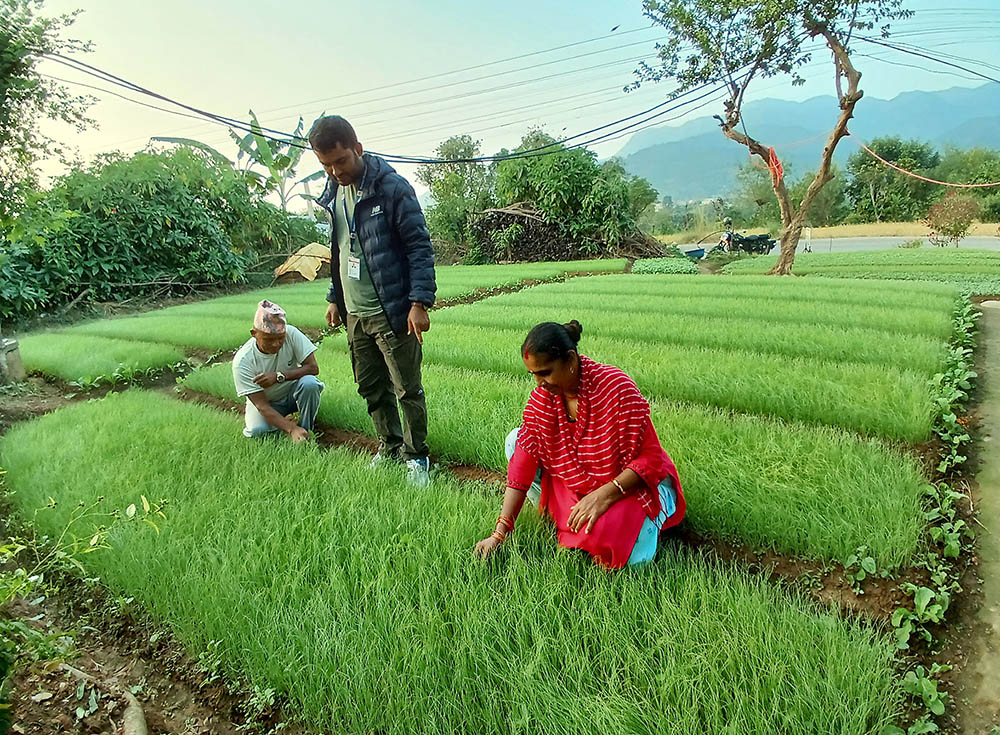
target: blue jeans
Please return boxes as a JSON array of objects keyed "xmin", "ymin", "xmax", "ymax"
[{"xmin": 243, "ymin": 375, "xmax": 324, "ymax": 438}]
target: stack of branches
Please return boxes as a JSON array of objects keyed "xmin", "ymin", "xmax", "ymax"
[{"xmin": 470, "ymin": 204, "xmax": 662, "ymax": 263}]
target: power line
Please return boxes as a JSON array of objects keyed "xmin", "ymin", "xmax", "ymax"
[
  {"xmin": 46, "ymin": 51, "xmax": 747, "ymax": 166},
  {"xmin": 65, "ymin": 27, "xmax": 661, "ymax": 149},
  {"xmin": 856, "ymin": 35, "xmax": 1000, "ymax": 84},
  {"xmin": 850, "ymin": 137, "xmax": 1000, "ymax": 187}
]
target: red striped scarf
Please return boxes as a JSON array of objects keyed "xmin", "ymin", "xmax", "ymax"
[{"xmin": 516, "ymin": 355, "xmax": 659, "ymax": 516}]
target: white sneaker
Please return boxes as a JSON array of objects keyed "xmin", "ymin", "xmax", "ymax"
[{"xmin": 405, "ymin": 457, "xmax": 431, "ymax": 487}]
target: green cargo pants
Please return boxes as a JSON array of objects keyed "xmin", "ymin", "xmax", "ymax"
[{"xmin": 346, "ymin": 311, "xmax": 429, "ymax": 461}]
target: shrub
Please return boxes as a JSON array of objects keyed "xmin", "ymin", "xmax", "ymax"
[
  {"xmin": 0, "ymin": 148, "xmax": 280, "ymax": 322},
  {"xmin": 924, "ymin": 193, "xmax": 981, "ymax": 247},
  {"xmin": 632, "ymin": 257, "xmax": 700, "ymax": 274}
]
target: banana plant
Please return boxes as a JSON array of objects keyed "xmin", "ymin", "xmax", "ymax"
[
  {"xmin": 153, "ymin": 110, "xmax": 326, "ymax": 211},
  {"xmin": 230, "ymin": 110, "xmax": 326, "ymax": 211}
]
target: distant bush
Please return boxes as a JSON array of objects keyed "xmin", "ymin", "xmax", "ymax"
[
  {"xmin": 924, "ymin": 193, "xmax": 981, "ymax": 247},
  {"xmin": 632, "ymin": 257, "xmax": 700, "ymax": 275},
  {"xmin": 1, "ymin": 148, "xmax": 285, "ymax": 323},
  {"xmin": 898, "ymin": 239, "xmax": 923, "ymax": 249}
]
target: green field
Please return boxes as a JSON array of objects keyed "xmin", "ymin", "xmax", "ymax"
[
  {"xmin": 16, "ymin": 260, "xmax": 627, "ymax": 383},
  {"xmin": 4, "ymin": 267, "xmax": 969, "ymax": 731},
  {"xmin": 0, "ymin": 392, "xmax": 903, "ymax": 734},
  {"xmin": 17, "ymin": 332, "xmax": 186, "ymax": 384},
  {"xmin": 186, "ymin": 332, "xmax": 928, "ymax": 568},
  {"xmin": 723, "ymin": 248, "xmax": 1000, "ymax": 293}
]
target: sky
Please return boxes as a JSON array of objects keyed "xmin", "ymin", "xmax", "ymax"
[{"xmin": 32, "ymin": 0, "xmax": 1000, "ymax": 206}]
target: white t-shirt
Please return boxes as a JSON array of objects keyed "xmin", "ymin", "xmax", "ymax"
[{"xmin": 232, "ymin": 325, "xmax": 317, "ymax": 403}]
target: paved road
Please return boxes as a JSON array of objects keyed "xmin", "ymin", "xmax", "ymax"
[
  {"xmin": 678, "ymin": 236, "xmax": 1000, "ymax": 254},
  {"xmin": 783, "ymin": 235, "xmax": 1000, "ymax": 254}
]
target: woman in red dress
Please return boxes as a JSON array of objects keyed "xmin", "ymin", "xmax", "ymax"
[{"xmin": 474, "ymin": 320, "xmax": 685, "ymax": 568}]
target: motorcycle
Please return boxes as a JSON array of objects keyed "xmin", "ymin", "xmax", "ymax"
[{"xmin": 710, "ymin": 229, "xmax": 776, "ymax": 256}]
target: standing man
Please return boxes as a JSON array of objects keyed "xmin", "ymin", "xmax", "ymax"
[
  {"xmin": 233, "ymin": 300, "xmax": 323, "ymax": 442},
  {"xmin": 309, "ymin": 115, "xmax": 436, "ymax": 486}
]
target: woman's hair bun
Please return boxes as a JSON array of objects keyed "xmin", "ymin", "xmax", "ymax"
[{"xmin": 563, "ymin": 320, "xmax": 583, "ymax": 344}]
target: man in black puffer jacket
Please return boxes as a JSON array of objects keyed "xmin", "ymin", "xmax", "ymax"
[{"xmin": 310, "ymin": 116, "xmax": 437, "ymax": 486}]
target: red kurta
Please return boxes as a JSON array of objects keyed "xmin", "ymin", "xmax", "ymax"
[{"xmin": 508, "ymin": 355, "xmax": 685, "ymax": 568}]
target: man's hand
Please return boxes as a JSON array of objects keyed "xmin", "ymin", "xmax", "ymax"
[
  {"xmin": 326, "ymin": 303, "xmax": 342, "ymax": 328},
  {"xmin": 567, "ymin": 486, "xmax": 617, "ymax": 534},
  {"xmin": 289, "ymin": 426, "xmax": 309, "ymax": 443},
  {"xmin": 253, "ymin": 372, "xmax": 279, "ymax": 389},
  {"xmin": 407, "ymin": 303, "xmax": 430, "ymax": 344}
]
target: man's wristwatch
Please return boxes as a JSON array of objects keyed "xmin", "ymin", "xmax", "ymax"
[
  {"xmin": 276, "ymin": 372, "xmax": 286, "ymax": 384},
  {"xmin": 411, "ymin": 301, "xmax": 427, "ymax": 310}
]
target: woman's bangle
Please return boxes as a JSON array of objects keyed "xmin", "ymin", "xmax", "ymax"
[
  {"xmin": 497, "ymin": 515, "xmax": 515, "ymax": 533},
  {"xmin": 612, "ymin": 479, "xmax": 627, "ymax": 495},
  {"xmin": 491, "ymin": 529, "xmax": 507, "ymax": 543}
]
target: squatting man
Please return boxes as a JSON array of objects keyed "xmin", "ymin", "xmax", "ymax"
[{"xmin": 232, "ymin": 300, "xmax": 323, "ymax": 442}]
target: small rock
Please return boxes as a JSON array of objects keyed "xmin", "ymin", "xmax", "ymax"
[
  {"xmin": 30, "ymin": 690, "xmax": 53, "ymax": 702},
  {"xmin": 55, "ymin": 712, "xmax": 74, "ymax": 729}
]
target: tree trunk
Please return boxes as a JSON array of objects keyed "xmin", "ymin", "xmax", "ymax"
[
  {"xmin": 772, "ymin": 216, "xmax": 805, "ymax": 274},
  {"xmin": 718, "ymin": 27, "xmax": 863, "ymax": 276}
]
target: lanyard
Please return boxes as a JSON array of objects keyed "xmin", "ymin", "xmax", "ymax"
[{"xmin": 342, "ymin": 187, "xmax": 359, "ymax": 254}]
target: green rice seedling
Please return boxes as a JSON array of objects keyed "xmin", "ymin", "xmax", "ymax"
[
  {"xmin": 722, "ymin": 249, "xmax": 1000, "ymax": 294},
  {"xmin": 432, "ymin": 302, "xmax": 947, "ymax": 376},
  {"xmin": 0, "ymin": 391, "xmax": 903, "ymax": 734},
  {"xmin": 186, "ymin": 347, "xmax": 928, "ymax": 567},
  {"xmin": 554, "ymin": 272, "xmax": 961, "ymax": 310},
  {"xmin": 327, "ymin": 322, "xmax": 932, "ymax": 441},
  {"xmin": 17, "ymin": 333, "xmax": 185, "ymax": 384},
  {"xmin": 724, "ymin": 248, "xmax": 1000, "ymax": 273},
  {"xmin": 492, "ymin": 289, "xmax": 951, "ymax": 341},
  {"xmin": 631, "ymin": 258, "xmax": 701, "ymax": 275},
  {"xmin": 132, "ymin": 300, "xmax": 330, "ymax": 330},
  {"xmin": 66, "ymin": 315, "xmax": 256, "ymax": 350}
]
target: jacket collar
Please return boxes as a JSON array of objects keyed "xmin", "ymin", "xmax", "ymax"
[{"xmin": 316, "ymin": 153, "xmax": 384, "ymax": 209}]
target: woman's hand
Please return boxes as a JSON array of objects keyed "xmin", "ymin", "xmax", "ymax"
[
  {"xmin": 474, "ymin": 535, "xmax": 502, "ymax": 558},
  {"xmin": 567, "ymin": 486, "xmax": 617, "ymax": 534}
]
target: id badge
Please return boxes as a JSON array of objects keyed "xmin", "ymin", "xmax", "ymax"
[{"xmin": 347, "ymin": 256, "xmax": 361, "ymax": 280}]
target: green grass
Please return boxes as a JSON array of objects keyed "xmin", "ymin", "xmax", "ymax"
[
  {"xmin": 723, "ymin": 249, "xmax": 1000, "ymax": 294},
  {"xmin": 631, "ymin": 258, "xmax": 700, "ymax": 275},
  {"xmin": 340, "ymin": 323, "xmax": 932, "ymax": 441},
  {"xmin": 531, "ymin": 275, "xmax": 957, "ymax": 340},
  {"xmin": 0, "ymin": 391, "xmax": 903, "ymax": 734},
  {"xmin": 17, "ymin": 333, "xmax": 185, "ymax": 384},
  {"xmin": 431, "ymin": 300, "xmax": 947, "ymax": 376},
  {"xmin": 67, "ymin": 315, "xmax": 257, "ymax": 350},
  {"xmin": 16, "ymin": 260, "xmax": 628, "ymax": 381},
  {"xmin": 186, "ymin": 345, "xmax": 927, "ymax": 568}
]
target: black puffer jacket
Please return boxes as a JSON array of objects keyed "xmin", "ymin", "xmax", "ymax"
[{"xmin": 316, "ymin": 154, "xmax": 436, "ymax": 335}]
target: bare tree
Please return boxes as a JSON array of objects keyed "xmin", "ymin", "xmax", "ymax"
[{"xmin": 633, "ymin": 0, "xmax": 912, "ymax": 273}]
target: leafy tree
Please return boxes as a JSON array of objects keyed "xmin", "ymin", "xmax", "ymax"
[
  {"xmin": 931, "ymin": 147, "xmax": 1000, "ymax": 222},
  {"xmin": 0, "ymin": 0, "xmax": 94, "ymax": 218},
  {"xmin": 633, "ymin": 0, "xmax": 911, "ymax": 273},
  {"xmin": 416, "ymin": 135, "xmax": 494, "ymax": 250},
  {"xmin": 494, "ymin": 130, "xmax": 639, "ymax": 249},
  {"xmin": 845, "ymin": 136, "xmax": 939, "ymax": 221}
]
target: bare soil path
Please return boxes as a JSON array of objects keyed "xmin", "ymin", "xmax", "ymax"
[{"xmin": 959, "ymin": 300, "xmax": 1000, "ymax": 734}]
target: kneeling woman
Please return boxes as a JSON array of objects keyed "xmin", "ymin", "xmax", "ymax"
[{"xmin": 474, "ymin": 321, "xmax": 685, "ymax": 568}]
